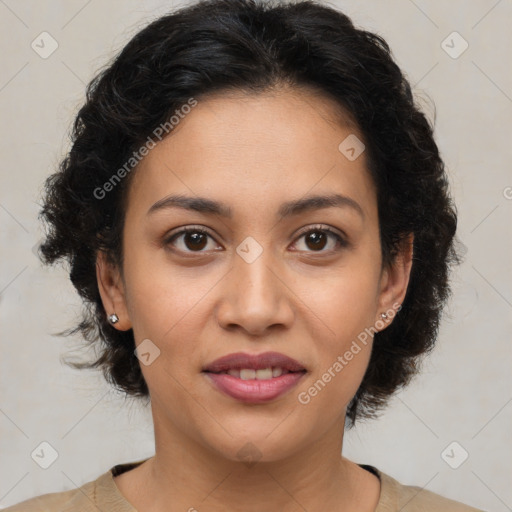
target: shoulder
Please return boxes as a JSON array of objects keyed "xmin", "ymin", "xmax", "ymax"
[
  {"xmin": 1, "ymin": 479, "xmax": 97, "ymax": 512},
  {"xmin": 375, "ymin": 467, "xmax": 487, "ymax": 512},
  {"xmin": 1, "ymin": 467, "xmax": 128, "ymax": 512},
  {"xmin": 3, "ymin": 458, "xmax": 148, "ymax": 511}
]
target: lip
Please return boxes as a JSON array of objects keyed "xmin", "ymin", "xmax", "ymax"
[
  {"xmin": 202, "ymin": 351, "xmax": 306, "ymax": 373},
  {"xmin": 202, "ymin": 351, "xmax": 307, "ymax": 404},
  {"xmin": 204, "ymin": 371, "xmax": 306, "ymax": 403}
]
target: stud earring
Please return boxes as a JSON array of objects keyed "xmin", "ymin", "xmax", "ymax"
[
  {"xmin": 381, "ymin": 312, "xmax": 388, "ymax": 320},
  {"xmin": 108, "ymin": 313, "xmax": 119, "ymax": 324}
]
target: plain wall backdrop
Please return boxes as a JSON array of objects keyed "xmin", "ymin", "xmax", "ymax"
[{"xmin": 1, "ymin": 1, "xmax": 511, "ymax": 510}]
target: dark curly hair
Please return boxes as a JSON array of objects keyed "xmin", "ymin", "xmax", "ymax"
[{"xmin": 38, "ymin": 0, "xmax": 463, "ymax": 428}]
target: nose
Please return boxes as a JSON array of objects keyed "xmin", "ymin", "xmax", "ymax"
[{"xmin": 215, "ymin": 248, "xmax": 295, "ymax": 336}]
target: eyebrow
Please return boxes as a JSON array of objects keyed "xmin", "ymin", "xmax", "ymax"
[{"xmin": 147, "ymin": 193, "xmax": 365, "ymax": 220}]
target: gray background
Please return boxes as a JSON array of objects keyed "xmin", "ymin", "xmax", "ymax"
[{"xmin": 1, "ymin": 1, "xmax": 511, "ymax": 510}]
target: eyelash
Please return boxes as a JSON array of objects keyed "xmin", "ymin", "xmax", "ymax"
[{"xmin": 164, "ymin": 224, "xmax": 348, "ymax": 255}]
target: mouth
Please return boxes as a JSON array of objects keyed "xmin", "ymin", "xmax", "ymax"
[
  {"xmin": 205, "ymin": 367, "xmax": 306, "ymax": 380},
  {"xmin": 202, "ymin": 350, "xmax": 307, "ymax": 374},
  {"xmin": 202, "ymin": 351, "xmax": 307, "ymax": 403}
]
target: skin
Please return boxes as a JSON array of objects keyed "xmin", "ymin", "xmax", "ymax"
[{"xmin": 96, "ymin": 86, "xmax": 414, "ymax": 512}]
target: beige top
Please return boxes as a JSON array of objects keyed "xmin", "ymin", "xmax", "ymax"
[{"xmin": 3, "ymin": 458, "xmax": 485, "ymax": 511}]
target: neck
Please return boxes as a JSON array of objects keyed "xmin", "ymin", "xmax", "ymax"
[{"xmin": 115, "ymin": 412, "xmax": 380, "ymax": 512}]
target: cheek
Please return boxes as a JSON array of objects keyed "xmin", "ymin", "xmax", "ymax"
[
  {"xmin": 295, "ymin": 344, "xmax": 372, "ymax": 438},
  {"xmin": 298, "ymin": 256, "xmax": 381, "ymax": 340},
  {"xmin": 298, "ymin": 333, "xmax": 373, "ymax": 417},
  {"xmin": 296, "ymin": 256, "xmax": 379, "ymax": 393},
  {"xmin": 122, "ymin": 245, "xmax": 211, "ymax": 337},
  {"xmin": 122, "ymin": 249, "xmax": 223, "ymax": 394}
]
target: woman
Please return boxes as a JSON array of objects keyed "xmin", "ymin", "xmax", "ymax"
[{"xmin": 5, "ymin": 0, "xmax": 484, "ymax": 510}]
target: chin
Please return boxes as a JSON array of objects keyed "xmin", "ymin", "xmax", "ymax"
[{"xmin": 199, "ymin": 424, "xmax": 306, "ymax": 465}]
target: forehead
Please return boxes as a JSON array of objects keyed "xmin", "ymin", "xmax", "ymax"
[{"xmin": 126, "ymin": 88, "xmax": 376, "ymax": 221}]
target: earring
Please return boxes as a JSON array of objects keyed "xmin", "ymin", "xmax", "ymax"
[
  {"xmin": 108, "ymin": 313, "xmax": 119, "ymax": 324},
  {"xmin": 381, "ymin": 312, "xmax": 388, "ymax": 320}
]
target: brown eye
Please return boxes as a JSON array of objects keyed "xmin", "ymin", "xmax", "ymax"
[
  {"xmin": 293, "ymin": 226, "xmax": 347, "ymax": 253},
  {"xmin": 165, "ymin": 227, "xmax": 219, "ymax": 253},
  {"xmin": 182, "ymin": 231, "xmax": 208, "ymax": 251},
  {"xmin": 304, "ymin": 231, "xmax": 328, "ymax": 251}
]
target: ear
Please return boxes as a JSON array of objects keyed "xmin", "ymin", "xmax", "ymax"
[
  {"xmin": 96, "ymin": 250, "xmax": 132, "ymax": 331},
  {"xmin": 375, "ymin": 233, "xmax": 414, "ymax": 329}
]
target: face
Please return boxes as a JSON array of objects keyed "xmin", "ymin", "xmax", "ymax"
[{"xmin": 97, "ymin": 88, "xmax": 412, "ymax": 463}]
